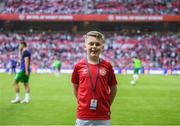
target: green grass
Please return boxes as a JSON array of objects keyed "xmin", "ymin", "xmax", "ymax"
[{"xmin": 0, "ymin": 73, "xmax": 180, "ymax": 125}]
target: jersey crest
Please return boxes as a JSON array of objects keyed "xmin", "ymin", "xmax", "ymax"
[{"xmin": 100, "ymin": 68, "xmax": 107, "ymax": 76}]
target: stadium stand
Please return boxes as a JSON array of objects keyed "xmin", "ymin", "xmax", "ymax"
[
  {"xmin": 0, "ymin": 0, "xmax": 179, "ymax": 73},
  {"xmin": 0, "ymin": 31, "xmax": 179, "ymax": 69},
  {"xmin": 0, "ymin": 0, "xmax": 179, "ymax": 15}
]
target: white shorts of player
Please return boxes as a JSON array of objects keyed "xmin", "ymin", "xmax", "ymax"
[{"xmin": 76, "ymin": 118, "xmax": 110, "ymax": 126}]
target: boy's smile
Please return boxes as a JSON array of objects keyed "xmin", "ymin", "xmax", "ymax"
[
  {"xmin": 85, "ymin": 36, "xmax": 104, "ymax": 58},
  {"xmin": 90, "ymin": 47, "xmax": 98, "ymax": 56}
]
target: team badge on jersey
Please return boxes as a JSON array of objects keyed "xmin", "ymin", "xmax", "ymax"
[{"xmin": 100, "ymin": 68, "xmax": 107, "ymax": 76}]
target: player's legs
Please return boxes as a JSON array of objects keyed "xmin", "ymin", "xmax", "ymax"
[
  {"xmin": 10, "ymin": 67, "xmax": 13, "ymax": 74},
  {"xmin": 24, "ymin": 83, "xmax": 30, "ymax": 93},
  {"xmin": 11, "ymin": 80, "xmax": 20, "ymax": 103},
  {"xmin": 58, "ymin": 66, "xmax": 61, "ymax": 73},
  {"xmin": 21, "ymin": 73, "xmax": 30, "ymax": 103},
  {"xmin": 11, "ymin": 71, "xmax": 23, "ymax": 103},
  {"xmin": 11, "ymin": 67, "xmax": 14, "ymax": 74},
  {"xmin": 54, "ymin": 66, "xmax": 60, "ymax": 76},
  {"xmin": 133, "ymin": 74, "xmax": 138, "ymax": 81},
  {"xmin": 134, "ymin": 68, "xmax": 140, "ymax": 80},
  {"xmin": 52, "ymin": 66, "xmax": 57, "ymax": 75},
  {"xmin": 131, "ymin": 68, "xmax": 139, "ymax": 85},
  {"xmin": 21, "ymin": 83, "xmax": 30, "ymax": 103},
  {"xmin": 13, "ymin": 67, "xmax": 16, "ymax": 74}
]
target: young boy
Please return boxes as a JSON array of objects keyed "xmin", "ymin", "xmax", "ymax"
[
  {"xmin": 11, "ymin": 41, "xmax": 31, "ymax": 104},
  {"xmin": 71, "ymin": 31, "xmax": 117, "ymax": 126}
]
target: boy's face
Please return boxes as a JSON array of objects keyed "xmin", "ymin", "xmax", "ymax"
[{"xmin": 85, "ymin": 36, "xmax": 104, "ymax": 58}]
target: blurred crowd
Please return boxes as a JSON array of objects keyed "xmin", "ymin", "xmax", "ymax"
[
  {"xmin": 0, "ymin": 0, "xmax": 179, "ymax": 15},
  {"xmin": 0, "ymin": 31, "xmax": 179, "ymax": 69}
]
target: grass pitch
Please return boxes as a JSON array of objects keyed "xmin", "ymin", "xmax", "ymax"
[{"xmin": 0, "ymin": 73, "xmax": 180, "ymax": 125}]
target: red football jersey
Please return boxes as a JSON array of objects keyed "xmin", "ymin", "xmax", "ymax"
[{"xmin": 71, "ymin": 59, "xmax": 117, "ymax": 120}]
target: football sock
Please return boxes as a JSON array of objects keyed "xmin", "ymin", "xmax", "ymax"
[
  {"xmin": 16, "ymin": 92, "xmax": 20, "ymax": 99},
  {"xmin": 25, "ymin": 93, "xmax": 30, "ymax": 100}
]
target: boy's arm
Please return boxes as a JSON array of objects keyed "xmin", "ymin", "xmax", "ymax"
[
  {"xmin": 110, "ymin": 85, "xmax": 117, "ymax": 106},
  {"xmin": 72, "ymin": 84, "xmax": 79, "ymax": 99}
]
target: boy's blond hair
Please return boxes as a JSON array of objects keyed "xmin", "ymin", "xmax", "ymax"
[{"xmin": 85, "ymin": 31, "xmax": 105, "ymax": 43}]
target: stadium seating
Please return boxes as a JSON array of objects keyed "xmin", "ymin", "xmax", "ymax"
[
  {"xmin": 0, "ymin": 32, "xmax": 179, "ymax": 69},
  {"xmin": 0, "ymin": 0, "xmax": 179, "ymax": 15}
]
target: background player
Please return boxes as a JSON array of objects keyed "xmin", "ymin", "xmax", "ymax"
[
  {"xmin": 52, "ymin": 57, "xmax": 61, "ymax": 76},
  {"xmin": 11, "ymin": 41, "xmax": 31, "ymax": 104},
  {"xmin": 131, "ymin": 56, "xmax": 142, "ymax": 85},
  {"xmin": 10, "ymin": 57, "xmax": 17, "ymax": 74}
]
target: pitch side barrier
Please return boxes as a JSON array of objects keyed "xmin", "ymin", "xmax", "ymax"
[{"xmin": 1, "ymin": 68, "xmax": 180, "ymax": 75}]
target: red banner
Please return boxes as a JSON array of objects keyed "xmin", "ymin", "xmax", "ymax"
[
  {"xmin": 0, "ymin": 14, "xmax": 179, "ymax": 22},
  {"xmin": 0, "ymin": 14, "xmax": 19, "ymax": 21}
]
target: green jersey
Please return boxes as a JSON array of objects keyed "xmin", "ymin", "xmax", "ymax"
[
  {"xmin": 133, "ymin": 58, "xmax": 141, "ymax": 68},
  {"xmin": 52, "ymin": 60, "xmax": 61, "ymax": 68}
]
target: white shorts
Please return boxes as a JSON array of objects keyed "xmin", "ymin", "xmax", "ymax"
[{"xmin": 76, "ymin": 118, "xmax": 110, "ymax": 126}]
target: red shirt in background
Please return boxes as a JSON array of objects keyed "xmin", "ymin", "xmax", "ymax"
[{"xmin": 71, "ymin": 59, "xmax": 117, "ymax": 120}]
